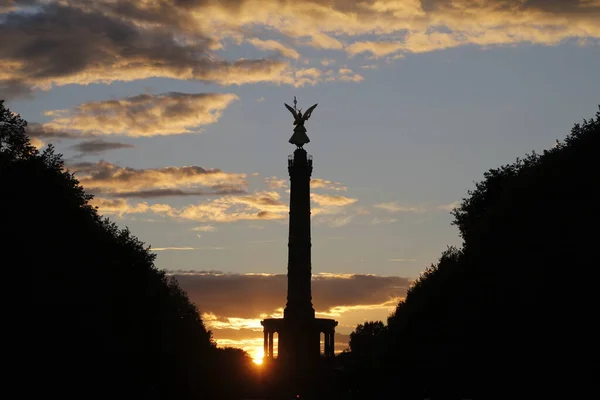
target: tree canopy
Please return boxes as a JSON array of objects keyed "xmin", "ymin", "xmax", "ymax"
[
  {"xmin": 339, "ymin": 106, "xmax": 599, "ymax": 398},
  {"xmin": 384, "ymin": 106, "xmax": 600, "ymax": 397},
  {"xmin": 0, "ymin": 100, "xmax": 239, "ymax": 399}
]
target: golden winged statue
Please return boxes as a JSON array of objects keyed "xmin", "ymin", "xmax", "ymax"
[{"xmin": 284, "ymin": 97, "xmax": 318, "ymax": 148}]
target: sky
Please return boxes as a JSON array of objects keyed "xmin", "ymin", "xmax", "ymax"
[{"xmin": 2, "ymin": 0, "xmax": 599, "ymax": 361}]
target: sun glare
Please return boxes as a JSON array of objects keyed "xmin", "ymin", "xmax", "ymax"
[
  {"xmin": 252, "ymin": 349, "xmax": 264, "ymax": 365},
  {"xmin": 253, "ymin": 357, "xmax": 263, "ymax": 365}
]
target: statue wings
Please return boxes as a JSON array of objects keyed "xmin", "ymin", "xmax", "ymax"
[
  {"xmin": 284, "ymin": 103, "xmax": 298, "ymax": 120},
  {"xmin": 302, "ymin": 103, "xmax": 318, "ymax": 121}
]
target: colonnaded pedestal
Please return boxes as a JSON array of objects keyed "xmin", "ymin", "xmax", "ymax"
[{"xmin": 261, "ymin": 98, "xmax": 338, "ymax": 385}]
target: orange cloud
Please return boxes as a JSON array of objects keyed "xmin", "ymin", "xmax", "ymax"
[
  {"xmin": 178, "ymin": 191, "xmax": 288, "ymax": 222},
  {"xmin": 374, "ymin": 201, "xmax": 426, "ymax": 213},
  {"xmin": 247, "ymin": 38, "xmax": 300, "ymax": 59},
  {"xmin": 170, "ymin": 271, "xmax": 409, "ymax": 319},
  {"xmin": 6, "ymin": 1, "xmax": 593, "ymax": 95},
  {"xmin": 89, "ymin": 198, "xmax": 173, "ymax": 217},
  {"xmin": 75, "ymin": 0, "xmax": 600, "ymax": 55},
  {"xmin": 43, "ymin": 93, "xmax": 239, "ymax": 137},
  {"xmin": 310, "ymin": 178, "xmax": 347, "ymax": 191},
  {"xmin": 169, "ymin": 271, "xmax": 408, "ymax": 355},
  {"xmin": 69, "ymin": 161, "xmax": 247, "ymax": 197},
  {"xmin": 311, "ymin": 193, "xmax": 358, "ymax": 207}
]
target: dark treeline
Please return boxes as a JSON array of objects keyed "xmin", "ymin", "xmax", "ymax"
[
  {"xmin": 1, "ymin": 100, "xmax": 260, "ymax": 399},
  {"xmin": 340, "ymin": 106, "xmax": 600, "ymax": 398}
]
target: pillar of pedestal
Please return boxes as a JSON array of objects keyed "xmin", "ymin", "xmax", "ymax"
[{"xmin": 263, "ymin": 331, "xmax": 268, "ymax": 358}]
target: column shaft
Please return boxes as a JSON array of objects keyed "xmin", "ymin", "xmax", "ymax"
[
  {"xmin": 268, "ymin": 332, "xmax": 274, "ymax": 358},
  {"xmin": 263, "ymin": 331, "xmax": 268, "ymax": 358},
  {"xmin": 329, "ymin": 332, "xmax": 335, "ymax": 357}
]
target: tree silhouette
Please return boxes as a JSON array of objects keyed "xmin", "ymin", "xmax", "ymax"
[
  {"xmin": 384, "ymin": 106, "xmax": 600, "ymax": 398},
  {"xmin": 349, "ymin": 321, "xmax": 387, "ymax": 357},
  {"xmin": 0, "ymin": 100, "xmax": 245, "ymax": 399},
  {"xmin": 336, "ymin": 321, "xmax": 389, "ymax": 398}
]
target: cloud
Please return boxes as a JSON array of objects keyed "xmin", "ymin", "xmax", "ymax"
[
  {"xmin": 265, "ymin": 176, "xmax": 288, "ymax": 190},
  {"xmin": 328, "ymin": 214, "xmax": 355, "ymax": 227},
  {"xmin": 171, "ymin": 271, "xmax": 410, "ymax": 320},
  {"xmin": 90, "ymin": 190, "xmax": 285, "ymax": 222},
  {"xmin": 371, "ymin": 217, "xmax": 398, "ymax": 225},
  {"xmin": 0, "ymin": 4, "xmax": 295, "ymax": 94},
  {"xmin": 311, "ymin": 178, "xmax": 347, "ymax": 191},
  {"xmin": 156, "ymin": 271, "xmax": 409, "ymax": 355},
  {"xmin": 437, "ymin": 201, "xmax": 460, "ymax": 211},
  {"xmin": 5, "ymin": 1, "xmax": 593, "ymax": 95},
  {"xmin": 68, "ymin": 161, "xmax": 247, "ymax": 197},
  {"xmin": 346, "ymin": 41, "xmax": 406, "ymax": 58},
  {"xmin": 25, "ymin": 123, "xmax": 80, "ymax": 140},
  {"xmin": 116, "ymin": 188, "xmax": 247, "ymax": 198},
  {"xmin": 90, "ymin": 182, "xmax": 359, "ymax": 222},
  {"xmin": 69, "ymin": 139, "xmax": 134, "ymax": 155},
  {"xmin": 178, "ymin": 191, "xmax": 288, "ymax": 222},
  {"xmin": 192, "ymin": 225, "xmax": 217, "ymax": 232},
  {"xmin": 247, "ymin": 38, "xmax": 300, "ymax": 59},
  {"xmin": 43, "ymin": 92, "xmax": 239, "ymax": 137},
  {"xmin": 66, "ymin": 0, "xmax": 600, "ymax": 55},
  {"xmin": 311, "ymin": 193, "xmax": 358, "ymax": 207},
  {"xmin": 89, "ymin": 197, "xmax": 173, "ymax": 217},
  {"xmin": 374, "ymin": 202, "xmax": 426, "ymax": 213},
  {"xmin": 29, "ymin": 137, "xmax": 45, "ymax": 150}
]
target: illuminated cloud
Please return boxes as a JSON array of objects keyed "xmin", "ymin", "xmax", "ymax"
[
  {"xmin": 0, "ymin": 5, "xmax": 292, "ymax": 94},
  {"xmin": 43, "ymin": 93, "xmax": 239, "ymax": 137},
  {"xmin": 311, "ymin": 193, "xmax": 358, "ymax": 207},
  {"xmin": 74, "ymin": 1, "xmax": 600, "ymax": 54},
  {"xmin": 264, "ymin": 176, "xmax": 288, "ymax": 190},
  {"xmin": 192, "ymin": 225, "xmax": 217, "ymax": 232},
  {"xmin": 178, "ymin": 191, "xmax": 288, "ymax": 222},
  {"xmin": 4, "ymin": 1, "xmax": 595, "ymax": 95},
  {"xmin": 25, "ymin": 123, "xmax": 79, "ymax": 140},
  {"xmin": 337, "ymin": 67, "xmax": 364, "ymax": 82},
  {"xmin": 437, "ymin": 201, "xmax": 461, "ymax": 211},
  {"xmin": 371, "ymin": 217, "xmax": 398, "ymax": 225},
  {"xmin": 374, "ymin": 202, "xmax": 426, "ymax": 213},
  {"xmin": 167, "ymin": 271, "xmax": 408, "ymax": 355},
  {"xmin": 91, "ymin": 190, "xmax": 286, "ymax": 222},
  {"xmin": 346, "ymin": 41, "xmax": 406, "ymax": 58},
  {"xmin": 87, "ymin": 173, "xmax": 358, "ymax": 222},
  {"xmin": 69, "ymin": 161, "xmax": 247, "ymax": 198},
  {"xmin": 247, "ymin": 38, "xmax": 300, "ymax": 59},
  {"xmin": 311, "ymin": 178, "xmax": 347, "ymax": 191},
  {"xmin": 29, "ymin": 137, "xmax": 45, "ymax": 150},
  {"xmin": 171, "ymin": 271, "xmax": 409, "ymax": 320},
  {"xmin": 89, "ymin": 197, "xmax": 174, "ymax": 217}
]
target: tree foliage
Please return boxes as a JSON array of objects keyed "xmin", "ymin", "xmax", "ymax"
[
  {"xmin": 0, "ymin": 100, "xmax": 246, "ymax": 399},
  {"xmin": 382, "ymin": 106, "xmax": 600, "ymax": 397},
  {"xmin": 349, "ymin": 320, "xmax": 387, "ymax": 356}
]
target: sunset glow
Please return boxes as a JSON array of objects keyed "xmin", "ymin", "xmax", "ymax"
[{"xmin": 252, "ymin": 350, "xmax": 264, "ymax": 365}]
